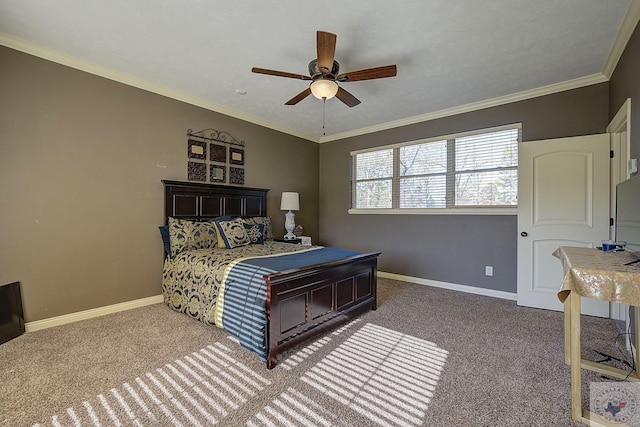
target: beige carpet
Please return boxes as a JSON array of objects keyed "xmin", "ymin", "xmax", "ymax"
[{"xmin": 0, "ymin": 278, "xmax": 632, "ymax": 426}]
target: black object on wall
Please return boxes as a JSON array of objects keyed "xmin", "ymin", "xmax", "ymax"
[{"xmin": 0, "ymin": 282, "xmax": 25, "ymax": 345}]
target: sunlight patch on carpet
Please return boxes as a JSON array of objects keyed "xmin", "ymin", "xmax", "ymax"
[
  {"xmin": 31, "ymin": 321, "xmax": 446, "ymax": 426},
  {"xmin": 251, "ymin": 323, "xmax": 448, "ymax": 427},
  {"xmin": 279, "ymin": 318, "xmax": 362, "ymax": 371},
  {"xmin": 248, "ymin": 387, "xmax": 339, "ymax": 427},
  {"xmin": 32, "ymin": 342, "xmax": 271, "ymax": 427}
]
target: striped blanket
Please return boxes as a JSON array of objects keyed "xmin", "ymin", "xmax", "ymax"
[{"xmin": 215, "ymin": 247, "xmax": 359, "ymax": 361}]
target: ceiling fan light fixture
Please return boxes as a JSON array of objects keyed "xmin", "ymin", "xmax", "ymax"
[{"xmin": 310, "ymin": 79, "xmax": 338, "ymax": 100}]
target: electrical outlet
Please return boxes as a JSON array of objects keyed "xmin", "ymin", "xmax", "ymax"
[{"xmin": 485, "ymin": 266, "xmax": 493, "ymax": 276}]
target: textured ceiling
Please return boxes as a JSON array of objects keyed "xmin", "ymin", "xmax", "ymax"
[{"xmin": 0, "ymin": 1, "xmax": 636, "ymax": 142}]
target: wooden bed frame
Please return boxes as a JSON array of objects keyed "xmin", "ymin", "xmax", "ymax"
[{"xmin": 163, "ymin": 180, "xmax": 380, "ymax": 368}]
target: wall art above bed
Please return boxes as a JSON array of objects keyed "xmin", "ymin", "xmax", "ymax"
[{"xmin": 186, "ymin": 128, "xmax": 245, "ymax": 185}]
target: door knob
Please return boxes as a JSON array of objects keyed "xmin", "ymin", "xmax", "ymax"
[{"xmin": 520, "ymin": 231, "xmax": 528, "ymax": 237}]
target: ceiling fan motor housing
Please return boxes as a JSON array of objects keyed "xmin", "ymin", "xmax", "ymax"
[{"xmin": 309, "ymin": 59, "xmax": 340, "ymax": 80}]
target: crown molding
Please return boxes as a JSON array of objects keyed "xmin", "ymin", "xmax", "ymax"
[
  {"xmin": 0, "ymin": 23, "xmax": 625, "ymax": 145},
  {"xmin": 602, "ymin": 0, "xmax": 640, "ymax": 79},
  {"xmin": 0, "ymin": 33, "xmax": 318, "ymax": 142},
  {"xmin": 318, "ymin": 73, "xmax": 608, "ymax": 143}
]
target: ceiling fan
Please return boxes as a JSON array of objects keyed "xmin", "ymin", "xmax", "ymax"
[{"xmin": 252, "ymin": 30, "xmax": 397, "ymax": 107}]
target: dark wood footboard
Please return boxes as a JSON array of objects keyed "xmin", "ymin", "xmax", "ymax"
[{"xmin": 264, "ymin": 252, "xmax": 380, "ymax": 369}]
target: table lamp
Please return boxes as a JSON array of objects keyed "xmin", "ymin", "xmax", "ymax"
[{"xmin": 280, "ymin": 192, "xmax": 300, "ymax": 240}]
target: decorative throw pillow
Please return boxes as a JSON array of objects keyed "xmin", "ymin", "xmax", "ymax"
[
  {"xmin": 243, "ymin": 223, "xmax": 265, "ymax": 244},
  {"xmin": 214, "ymin": 218, "xmax": 251, "ymax": 249},
  {"xmin": 158, "ymin": 225, "xmax": 172, "ymax": 257},
  {"xmin": 208, "ymin": 215, "xmax": 232, "ymax": 223},
  {"xmin": 168, "ymin": 217, "xmax": 218, "ymax": 257},
  {"xmin": 241, "ymin": 217, "xmax": 273, "ymax": 241}
]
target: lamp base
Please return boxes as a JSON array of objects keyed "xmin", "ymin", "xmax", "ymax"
[{"xmin": 284, "ymin": 210, "xmax": 296, "ymax": 240}]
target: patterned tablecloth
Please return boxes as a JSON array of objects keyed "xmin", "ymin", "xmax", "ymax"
[{"xmin": 553, "ymin": 246, "xmax": 640, "ymax": 305}]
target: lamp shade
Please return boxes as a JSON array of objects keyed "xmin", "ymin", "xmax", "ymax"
[
  {"xmin": 310, "ymin": 80, "xmax": 339, "ymax": 100},
  {"xmin": 280, "ymin": 192, "xmax": 300, "ymax": 211}
]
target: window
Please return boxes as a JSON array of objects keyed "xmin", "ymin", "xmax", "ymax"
[{"xmin": 350, "ymin": 125, "xmax": 520, "ymax": 213}]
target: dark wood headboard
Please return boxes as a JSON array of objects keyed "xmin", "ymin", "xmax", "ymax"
[{"xmin": 162, "ymin": 180, "xmax": 269, "ymax": 225}]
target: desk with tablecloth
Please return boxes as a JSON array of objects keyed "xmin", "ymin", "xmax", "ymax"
[{"xmin": 554, "ymin": 246, "xmax": 640, "ymax": 425}]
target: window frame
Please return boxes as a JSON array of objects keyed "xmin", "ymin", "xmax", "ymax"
[{"xmin": 349, "ymin": 123, "xmax": 521, "ymax": 215}]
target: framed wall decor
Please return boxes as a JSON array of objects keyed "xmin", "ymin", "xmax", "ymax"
[
  {"xmin": 210, "ymin": 165, "xmax": 226, "ymax": 182},
  {"xmin": 188, "ymin": 139, "xmax": 207, "ymax": 160},
  {"xmin": 185, "ymin": 128, "xmax": 245, "ymax": 185},
  {"xmin": 229, "ymin": 167, "xmax": 244, "ymax": 185},
  {"xmin": 230, "ymin": 147, "xmax": 244, "ymax": 165},
  {"xmin": 210, "ymin": 143, "xmax": 226, "ymax": 163},
  {"xmin": 187, "ymin": 161, "xmax": 207, "ymax": 182}
]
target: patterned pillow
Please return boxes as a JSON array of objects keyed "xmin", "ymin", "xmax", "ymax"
[
  {"xmin": 208, "ymin": 215, "xmax": 232, "ymax": 223},
  {"xmin": 243, "ymin": 223, "xmax": 265, "ymax": 244},
  {"xmin": 158, "ymin": 225, "xmax": 172, "ymax": 257},
  {"xmin": 241, "ymin": 217, "xmax": 273, "ymax": 241},
  {"xmin": 168, "ymin": 217, "xmax": 218, "ymax": 257},
  {"xmin": 214, "ymin": 218, "xmax": 251, "ymax": 249}
]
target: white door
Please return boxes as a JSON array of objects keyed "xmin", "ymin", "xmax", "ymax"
[{"xmin": 517, "ymin": 134, "xmax": 610, "ymax": 316}]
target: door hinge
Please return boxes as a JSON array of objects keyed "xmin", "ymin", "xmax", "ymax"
[
  {"xmin": 610, "ymin": 217, "xmax": 615, "ymax": 226},
  {"xmin": 610, "ymin": 150, "xmax": 615, "ymax": 158}
]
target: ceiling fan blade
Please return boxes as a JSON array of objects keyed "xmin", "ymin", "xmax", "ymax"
[
  {"xmin": 317, "ymin": 31, "xmax": 337, "ymax": 74},
  {"xmin": 285, "ymin": 88, "xmax": 312, "ymax": 105},
  {"xmin": 252, "ymin": 67, "xmax": 311, "ymax": 80},
  {"xmin": 337, "ymin": 65, "xmax": 397, "ymax": 82},
  {"xmin": 335, "ymin": 87, "xmax": 361, "ymax": 107}
]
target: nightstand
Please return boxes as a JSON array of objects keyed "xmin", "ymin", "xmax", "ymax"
[{"xmin": 275, "ymin": 237, "xmax": 302, "ymax": 244}]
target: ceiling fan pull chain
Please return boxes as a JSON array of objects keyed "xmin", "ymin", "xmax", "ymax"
[{"xmin": 322, "ymin": 97, "xmax": 327, "ymax": 135}]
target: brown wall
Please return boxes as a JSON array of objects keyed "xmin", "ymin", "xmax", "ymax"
[
  {"xmin": 319, "ymin": 83, "xmax": 610, "ymax": 293},
  {"xmin": 610, "ymin": 21, "xmax": 640, "ymax": 161},
  {"xmin": 0, "ymin": 46, "xmax": 319, "ymax": 322}
]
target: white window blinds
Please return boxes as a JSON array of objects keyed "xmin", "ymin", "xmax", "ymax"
[
  {"xmin": 354, "ymin": 149, "xmax": 393, "ymax": 208},
  {"xmin": 453, "ymin": 128, "xmax": 518, "ymax": 207},
  {"xmin": 399, "ymin": 140, "xmax": 447, "ymax": 208},
  {"xmin": 351, "ymin": 125, "xmax": 520, "ymax": 211}
]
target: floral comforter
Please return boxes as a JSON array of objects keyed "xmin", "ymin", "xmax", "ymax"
[{"xmin": 161, "ymin": 241, "xmax": 310, "ymax": 325}]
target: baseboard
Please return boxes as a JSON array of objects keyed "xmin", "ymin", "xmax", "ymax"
[
  {"xmin": 25, "ymin": 275, "xmax": 514, "ymax": 332},
  {"xmin": 378, "ymin": 271, "xmax": 517, "ymax": 301},
  {"xmin": 25, "ymin": 295, "xmax": 164, "ymax": 332}
]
